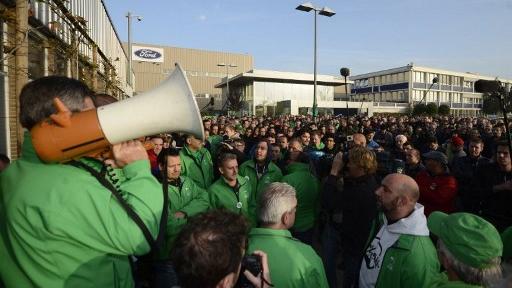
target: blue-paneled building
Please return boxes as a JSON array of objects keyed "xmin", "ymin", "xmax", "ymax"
[{"xmin": 350, "ymin": 64, "xmax": 512, "ymax": 115}]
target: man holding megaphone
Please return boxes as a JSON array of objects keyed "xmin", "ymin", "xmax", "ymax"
[{"xmin": 0, "ymin": 65, "xmax": 204, "ymax": 287}]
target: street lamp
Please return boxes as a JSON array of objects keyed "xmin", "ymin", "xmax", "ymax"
[
  {"xmin": 218, "ymin": 63, "xmax": 237, "ymax": 113},
  {"xmin": 296, "ymin": 2, "xmax": 335, "ymax": 120},
  {"xmin": 418, "ymin": 76, "xmax": 439, "ymax": 106},
  {"xmin": 126, "ymin": 12, "xmax": 142, "ymax": 88}
]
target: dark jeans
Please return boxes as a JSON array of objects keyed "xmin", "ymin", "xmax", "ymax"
[
  {"xmin": 321, "ymin": 223, "xmax": 340, "ymax": 288},
  {"xmin": 342, "ymin": 251, "xmax": 361, "ymax": 288}
]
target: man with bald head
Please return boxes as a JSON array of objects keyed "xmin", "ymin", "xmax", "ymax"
[
  {"xmin": 351, "ymin": 133, "xmax": 367, "ymax": 148},
  {"xmin": 359, "ymin": 174, "xmax": 440, "ymax": 288}
]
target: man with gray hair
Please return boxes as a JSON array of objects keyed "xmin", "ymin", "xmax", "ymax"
[
  {"xmin": 428, "ymin": 212, "xmax": 503, "ymax": 287},
  {"xmin": 247, "ymin": 182, "xmax": 328, "ymax": 287},
  {"xmin": 390, "ymin": 134, "xmax": 408, "ymax": 162}
]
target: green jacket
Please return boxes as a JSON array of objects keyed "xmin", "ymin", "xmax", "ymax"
[
  {"xmin": 238, "ymin": 160, "xmax": 283, "ymax": 202},
  {"xmin": 179, "ymin": 145, "xmax": 214, "ymax": 189},
  {"xmin": 363, "ymin": 209, "xmax": 440, "ymax": 288},
  {"xmin": 282, "ymin": 162, "xmax": 320, "ymax": 232},
  {"xmin": 78, "ymin": 157, "xmax": 127, "ymax": 189},
  {"xmin": 207, "ymin": 135, "xmax": 224, "ymax": 160},
  {"xmin": 208, "ymin": 175, "xmax": 256, "ymax": 226},
  {"xmin": 0, "ymin": 133, "xmax": 163, "ymax": 288},
  {"xmin": 165, "ymin": 176, "xmax": 210, "ymax": 253},
  {"xmin": 247, "ymin": 228, "xmax": 328, "ymax": 288},
  {"xmin": 433, "ymin": 273, "xmax": 482, "ymax": 288}
]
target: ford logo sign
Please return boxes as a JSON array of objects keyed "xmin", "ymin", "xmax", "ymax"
[{"xmin": 134, "ymin": 49, "xmax": 162, "ymax": 59}]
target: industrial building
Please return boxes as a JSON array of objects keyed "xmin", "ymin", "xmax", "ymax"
[
  {"xmin": 1, "ymin": 0, "xmax": 133, "ymax": 159},
  {"xmin": 129, "ymin": 43, "xmax": 253, "ymax": 111},
  {"xmin": 215, "ymin": 69, "xmax": 354, "ymax": 116},
  {"xmin": 350, "ymin": 64, "xmax": 512, "ymax": 115}
]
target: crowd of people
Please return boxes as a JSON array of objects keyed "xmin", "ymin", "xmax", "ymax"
[{"xmin": 1, "ymin": 75, "xmax": 512, "ymax": 288}]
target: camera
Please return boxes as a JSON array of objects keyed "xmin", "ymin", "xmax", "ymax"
[
  {"xmin": 346, "ymin": 135, "xmax": 354, "ymax": 142},
  {"xmin": 235, "ymin": 254, "xmax": 262, "ymax": 288}
]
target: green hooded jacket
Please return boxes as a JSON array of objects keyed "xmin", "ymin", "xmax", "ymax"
[
  {"xmin": 179, "ymin": 145, "xmax": 214, "ymax": 189},
  {"xmin": 361, "ymin": 207, "xmax": 441, "ymax": 288},
  {"xmin": 433, "ymin": 272, "xmax": 482, "ymax": 288},
  {"xmin": 164, "ymin": 176, "xmax": 210, "ymax": 253},
  {"xmin": 238, "ymin": 159, "xmax": 283, "ymax": 202},
  {"xmin": 247, "ymin": 228, "xmax": 328, "ymax": 288},
  {"xmin": 282, "ymin": 162, "xmax": 320, "ymax": 232},
  {"xmin": 208, "ymin": 175, "xmax": 256, "ymax": 226},
  {"xmin": 0, "ymin": 133, "xmax": 163, "ymax": 288}
]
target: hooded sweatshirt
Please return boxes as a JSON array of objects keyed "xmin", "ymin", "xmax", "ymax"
[{"xmin": 359, "ymin": 204, "xmax": 440, "ymax": 288}]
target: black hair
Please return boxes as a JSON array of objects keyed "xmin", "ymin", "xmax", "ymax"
[
  {"xmin": 171, "ymin": 210, "xmax": 249, "ymax": 288},
  {"xmin": 157, "ymin": 148, "xmax": 181, "ymax": 166},
  {"xmin": 20, "ymin": 76, "xmax": 94, "ymax": 129}
]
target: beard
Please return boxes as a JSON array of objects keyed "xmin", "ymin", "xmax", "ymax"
[{"xmin": 377, "ymin": 196, "xmax": 399, "ymax": 214}]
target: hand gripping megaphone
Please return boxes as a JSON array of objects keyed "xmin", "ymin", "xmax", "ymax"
[{"xmin": 30, "ymin": 63, "xmax": 204, "ymax": 163}]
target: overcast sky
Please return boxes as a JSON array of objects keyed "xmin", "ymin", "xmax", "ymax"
[{"xmin": 104, "ymin": 0, "xmax": 512, "ymax": 78}]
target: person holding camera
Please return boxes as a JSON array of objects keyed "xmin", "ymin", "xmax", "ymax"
[
  {"xmin": 247, "ymin": 182, "xmax": 328, "ymax": 287},
  {"xmin": 171, "ymin": 209, "xmax": 272, "ymax": 288},
  {"xmin": 0, "ymin": 76, "xmax": 164, "ymax": 287}
]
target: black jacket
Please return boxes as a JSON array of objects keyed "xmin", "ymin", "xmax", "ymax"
[
  {"xmin": 471, "ymin": 162, "xmax": 512, "ymax": 232},
  {"xmin": 340, "ymin": 174, "xmax": 379, "ymax": 257},
  {"xmin": 452, "ymin": 155, "xmax": 490, "ymax": 211}
]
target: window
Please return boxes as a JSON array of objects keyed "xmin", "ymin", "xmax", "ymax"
[
  {"xmin": 398, "ymin": 72, "xmax": 404, "ymax": 82},
  {"xmin": 453, "ymin": 77, "xmax": 462, "ymax": 87},
  {"xmin": 452, "ymin": 93, "xmax": 462, "ymax": 103},
  {"xmin": 414, "ymin": 71, "xmax": 424, "ymax": 83},
  {"xmin": 53, "ymin": 47, "xmax": 68, "ymax": 76},
  {"xmin": 426, "ymin": 73, "xmax": 438, "ymax": 84},
  {"xmin": 440, "ymin": 74, "xmax": 450, "ymax": 85},
  {"xmin": 28, "ymin": 33, "xmax": 45, "ymax": 80}
]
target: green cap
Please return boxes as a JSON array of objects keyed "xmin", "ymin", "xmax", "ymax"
[
  {"xmin": 428, "ymin": 212, "xmax": 503, "ymax": 269},
  {"xmin": 501, "ymin": 226, "xmax": 512, "ymax": 260}
]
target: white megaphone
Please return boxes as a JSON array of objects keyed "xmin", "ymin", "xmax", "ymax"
[{"xmin": 31, "ymin": 63, "xmax": 204, "ymax": 163}]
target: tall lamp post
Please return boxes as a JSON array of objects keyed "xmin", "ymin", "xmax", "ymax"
[
  {"xmin": 126, "ymin": 12, "xmax": 142, "ymax": 90},
  {"xmin": 296, "ymin": 2, "xmax": 335, "ymax": 121},
  {"xmin": 418, "ymin": 76, "xmax": 439, "ymax": 106},
  {"xmin": 218, "ymin": 63, "xmax": 237, "ymax": 114}
]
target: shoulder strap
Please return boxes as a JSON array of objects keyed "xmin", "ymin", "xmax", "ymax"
[{"xmin": 68, "ymin": 160, "xmax": 165, "ymax": 254}]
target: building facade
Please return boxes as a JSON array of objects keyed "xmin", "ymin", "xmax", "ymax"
[
  {"xmin": 1, "ymin": 0, "xmax": 134, "ymax": 159},
  {"xmin": 350, "ymin": 64, "xmax": 512, "ymax": 115},
  {"xmin": 129, "ymin": 43, "xmax": 253, "ymax": 111},
  {"xmin": 215, "ymin": 69, "xmax": 355, "ymax": 116}
]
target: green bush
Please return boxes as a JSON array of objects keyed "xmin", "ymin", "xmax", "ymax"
[
  {"xmin": 425, "ymin": 103, "xmax": 438, "ymax": 115},
  {"xmin": 413, "ymin": 103, "xmax": 427, "ymax": 115},
  {"xmin": 438, "ymin": 104, "xmax": 450, "ymax": 115}
]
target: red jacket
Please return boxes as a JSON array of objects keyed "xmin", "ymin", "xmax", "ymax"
[
  {"xmin": 416, "ymin": 170, "xmax": 458, "ymax": 216},
  {"xmin": 147, "ymin": 149, "xmax": 159, "ymax": 171}
]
